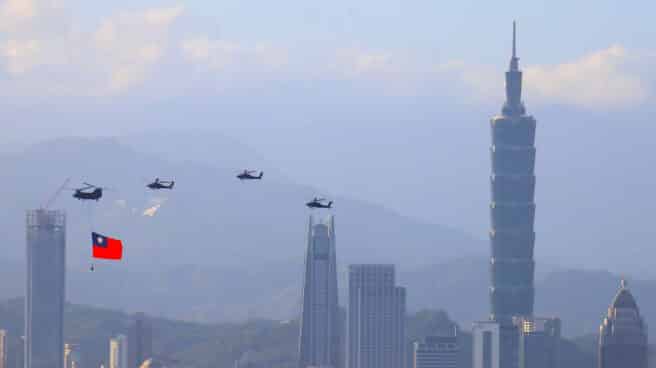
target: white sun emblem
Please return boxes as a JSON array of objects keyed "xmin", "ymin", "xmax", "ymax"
[{"xmin": 97, "ymin": 237, "xmax": 103, "ymax": 244}]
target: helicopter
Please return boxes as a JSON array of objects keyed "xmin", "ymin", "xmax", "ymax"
[
  {"xmin": 237, "ymin": 170, "xmax": 264, "ymax": 180},
  {"xmin": 306, "ymin": 197, "xmax": 333, "ymax": 209},
  {"xmin": 72, "ymin": 183, "xmax": 104, "ymax": 201},
  {"xmin": 147, "ymin": 178, "xmax": 175, "ymax": 190}
]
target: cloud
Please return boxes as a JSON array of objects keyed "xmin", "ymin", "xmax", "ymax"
[
  {"xmin": 0, "ymin": 1, "xmax": 184, "ymax": 95},
  {"xmin": 524, "ymin": 45, "xmax": 651, "ymax": 109},
  {"xmin": 181, "ymin": 37, "xmax": 289, "ymax": 72},
  {"xmin": 1, "ymin": 39, "xmax": 41, "ymax": 74},
  {"xmin": 0, "ymin": 0, "xmax": 69, "ymax": 76},
  {"xmin": 0, "ymin": 2, "xmax": 652, "ymax": 110},
  {"xmin": 144, "ymin": 5, "xmax": 183, "ymax": 26},
  {"xmin": 333, "ymin": 49, "xmax": 395, "ymax": 76},
  {"xmin": 91, "ymin": 5, "xmax": 184, "ymax": 92},
  {"xmin": 0, "ymin": 0, "xmax": 36, "ymax": 30}
]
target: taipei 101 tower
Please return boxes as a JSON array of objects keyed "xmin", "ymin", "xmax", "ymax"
[{"xmin": 489, "ymin": 21, "xmax": 536, "ymax": 368}]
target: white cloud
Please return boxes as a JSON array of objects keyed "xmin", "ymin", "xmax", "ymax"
[
  {"xmin": 144, "ymin": 5, "xmax": 184, "ymax": 26},
  {"xmin": 0, "ymin": 1, "xmax": 184, "ymax": 95},
  {"xmin": 92, "ymin": 6, "xmax": 183, "ymax": 92},
  {"xmin": 333, "ymin": 49, "xmax": 394, "ymax": 76},
  {"xmin": 0, "ymin": 0, "xmax": 36, "ymax": 30},
  {"xmin": 524, "ymin": 45, "xmax": 650, "ymax": 109},
  {"xmin": 446, "ymin": 45, "xmax": 654, "ymax": 109},
  {"xmin": 1, "ymin": 39, "xmax": 41, "ymax": 74},
  {"xmin": 181, "ymin": 37, "xmax": 289, "ymax": 72},
  {"xmin": 0, "ymin": 2, "xmax": 652, "ymax": 109}
]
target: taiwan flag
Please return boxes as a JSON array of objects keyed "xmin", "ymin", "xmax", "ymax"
[{"xmin": 92, "ymin": 232, "xmax": 123, "ymax": 260}]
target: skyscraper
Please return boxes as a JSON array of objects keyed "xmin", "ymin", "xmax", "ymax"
[
  {"xmin": 515, "ymin": 317, "xmax": 560, "ymax": 368},
  {"xmin": 472, "ymin": 321, "xmax": 500, "ymax": 368},
  {"xmin": 413, "ymin": 327, "xmax": 459, "ymax": 368},
  {"xmin": 488, "ymin": 22, "xmax": 536, "ymax": 368},
  {"xmin": 0, "ymin": 329, "xmax": 7, "ymax": 368},
  {"xmin": 110, "ymin": 335, "xmax": 129, "ymax": 368},
  {"xmin": 598, "ymin": 280, "xmax": 647, "ymax": 368},
  {"xmin": 63, "ymin": 343, "xmax": 80, "ymax": 368},
  {"xmin": 298, "ymin": 215, "xmax": 341, "ymax": 368},
  {"xmin": 25, "ymin": 209, "xmax": 66, "ymax": 368},
  {"xmin": 128, "ymin": 313, "xmax": 153, "ymax": 368},
  {"xmin": 348, "ymin": 264, "xmax": 405, "ymax": 368}
]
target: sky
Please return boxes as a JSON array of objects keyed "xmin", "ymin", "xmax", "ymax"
[
  {"xmin": 0, "ymin": 0, "xmax": 654, "ymax": 106},
  {"xmin": 2, "ymin": 0, "xmax": 656, "ymax": 272}
]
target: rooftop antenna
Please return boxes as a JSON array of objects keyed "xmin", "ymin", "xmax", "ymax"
[{"xmin": 512, "ymin": 20, "xmax": 517, "ymax": 59}]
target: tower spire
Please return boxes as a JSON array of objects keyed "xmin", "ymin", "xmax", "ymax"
[
  {"xmin": 502, "ymin": 20, "xmax": 525, "ymax": 116},
  {"xmin": 509, "ymin": 21, "xmax": 519, "ymax": 71},
  {"xmin": 512, "ymin": 20, "xmax": 516, "ymax": 59}
]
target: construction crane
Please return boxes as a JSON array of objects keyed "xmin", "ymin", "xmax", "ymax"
[{"xmin": 42, "ymin": 178, "xmax": 71, "ymax": 209}]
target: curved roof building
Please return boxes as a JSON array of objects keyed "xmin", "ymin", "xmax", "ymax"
[{"xmin": 599, "ymin": 280, "xmax": 648, "ymax": 368}]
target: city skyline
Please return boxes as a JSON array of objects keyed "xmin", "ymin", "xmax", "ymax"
[{"xmin": 0, "ymin": 6, "xmax": 653, "ymax": 367}]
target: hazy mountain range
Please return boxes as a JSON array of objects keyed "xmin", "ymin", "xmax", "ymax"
[
  {"xmin": 0, "ymin": 135, "xmax": 482, "ymax": 268},
  {"xmin": 1, "ymin": 134, "xmax": 655, "ymax": 339},
  {"xmin": 0, "ymin": 299, "xmax": 601, "ymax": 368},
  {"xmin": 1, "ymin": 253, "xmax": 653, "ymax": 340}
]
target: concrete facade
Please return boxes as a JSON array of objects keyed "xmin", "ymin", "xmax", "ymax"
[
  {"xmin": 25, "ymin": 209, "xmax": 66, "ymax": 368},
  {"xmin": 348, "ymin": 264, "xmax": 405, "ymax": 368},
  {"xmin": 298, "ymin": 215, "xmax": 341, "ymax": 368}
]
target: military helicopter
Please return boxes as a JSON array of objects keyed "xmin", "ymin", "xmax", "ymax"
[
  {"xmin": 306, "ymin": 197, "xmax": 333, "ymax": 209},
  {"xmin": 237, "ymin": 170, "xmax": 264, "ymax": 180},
  {"xmin": 72, "ymin": 183, "xmax": 104, "ymax": 201},
  {"xmin": 147, "ymin": 178, "xmax": 175, "ymax": 190}
]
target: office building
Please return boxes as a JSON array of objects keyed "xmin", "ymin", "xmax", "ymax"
[
  {"xmin": 598, "ymin": 280, "xmax": 647, "ymax": 368},
  {"xmin": 486, "ymin": 22, "xmax": 537, "ymax": 368},
  {"xmin": 515, "ymin": 317, "xmax": 560, "ymax": 368},
  {"xmin": 348, "ymin": 264, "xmax": 405, "ymax": 368},
  {"xmin": 472, "ymin": 321, "xmax": 500, "ymax": 368},
  {"xmin": 413, "ymin": 327, "xmax": 458, "ymax": 368},
  {"xmin": 0, "ymin": 329, "xmax": 6, "ymax": 368},
  {"xmin": 298, "ymin": 215, "xmax": 341, "ymax": 368},
  {"xmin": 110, "ymin": 334, "xmax": 128, "ymax": 368},
  {"xmin": 128, "ymin": 313, "xmax": 153, "ymax": 368},
  {"xmin": 63, "ymin": 344, "xmax": 80, "ymax": 368},
  {"xmin": 25, "ymin": 209, "xmax": 66, "ymax": 368}
]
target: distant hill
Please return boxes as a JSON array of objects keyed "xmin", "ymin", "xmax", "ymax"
[
  {"xmin": 0, "ymin": 299, "xmax": 594, "ymax": 368},
  {"xmin": 3, "ymin": 254, "xmax": 655, "ymax": 341},
  {"xmin": 0, "ymin": 136, "xmax": 482, "ymax": 269},
  {"xmin": 402, "ymin": 258, "xmax": 656, "ymax": 338}
]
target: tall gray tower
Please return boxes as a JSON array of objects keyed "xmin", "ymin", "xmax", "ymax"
[
  {"xmin": 128, "ymin": 313, "xmax": 153, "ymax": 368},
  {"xmin": 298, "ymin": 215, "xmax": 341, "ymax": 368},
  {"xmin": 348, "ymin": 264, "xmax": 406, "ymax": 368},
  {"xmin": 25, "ymin": 209, "xmax": 66, "ymax": 368},
  {"xmin": 489, "ymin": 22, "xmax": 536, "ymax": 368}
]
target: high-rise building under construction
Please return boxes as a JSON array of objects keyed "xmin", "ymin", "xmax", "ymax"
[{"xmin": 25, "ymin": 209, "xmax": 66, "ymax": 368}]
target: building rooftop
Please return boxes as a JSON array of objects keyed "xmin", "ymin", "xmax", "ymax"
[{"xmin": 611, "ymin": 280, "xmax": 638, "ymax": 309}]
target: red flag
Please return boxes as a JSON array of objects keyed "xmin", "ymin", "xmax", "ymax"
[{"xmin": 92, "ymin": 232, "xmax": 123, "ymax": 260}]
